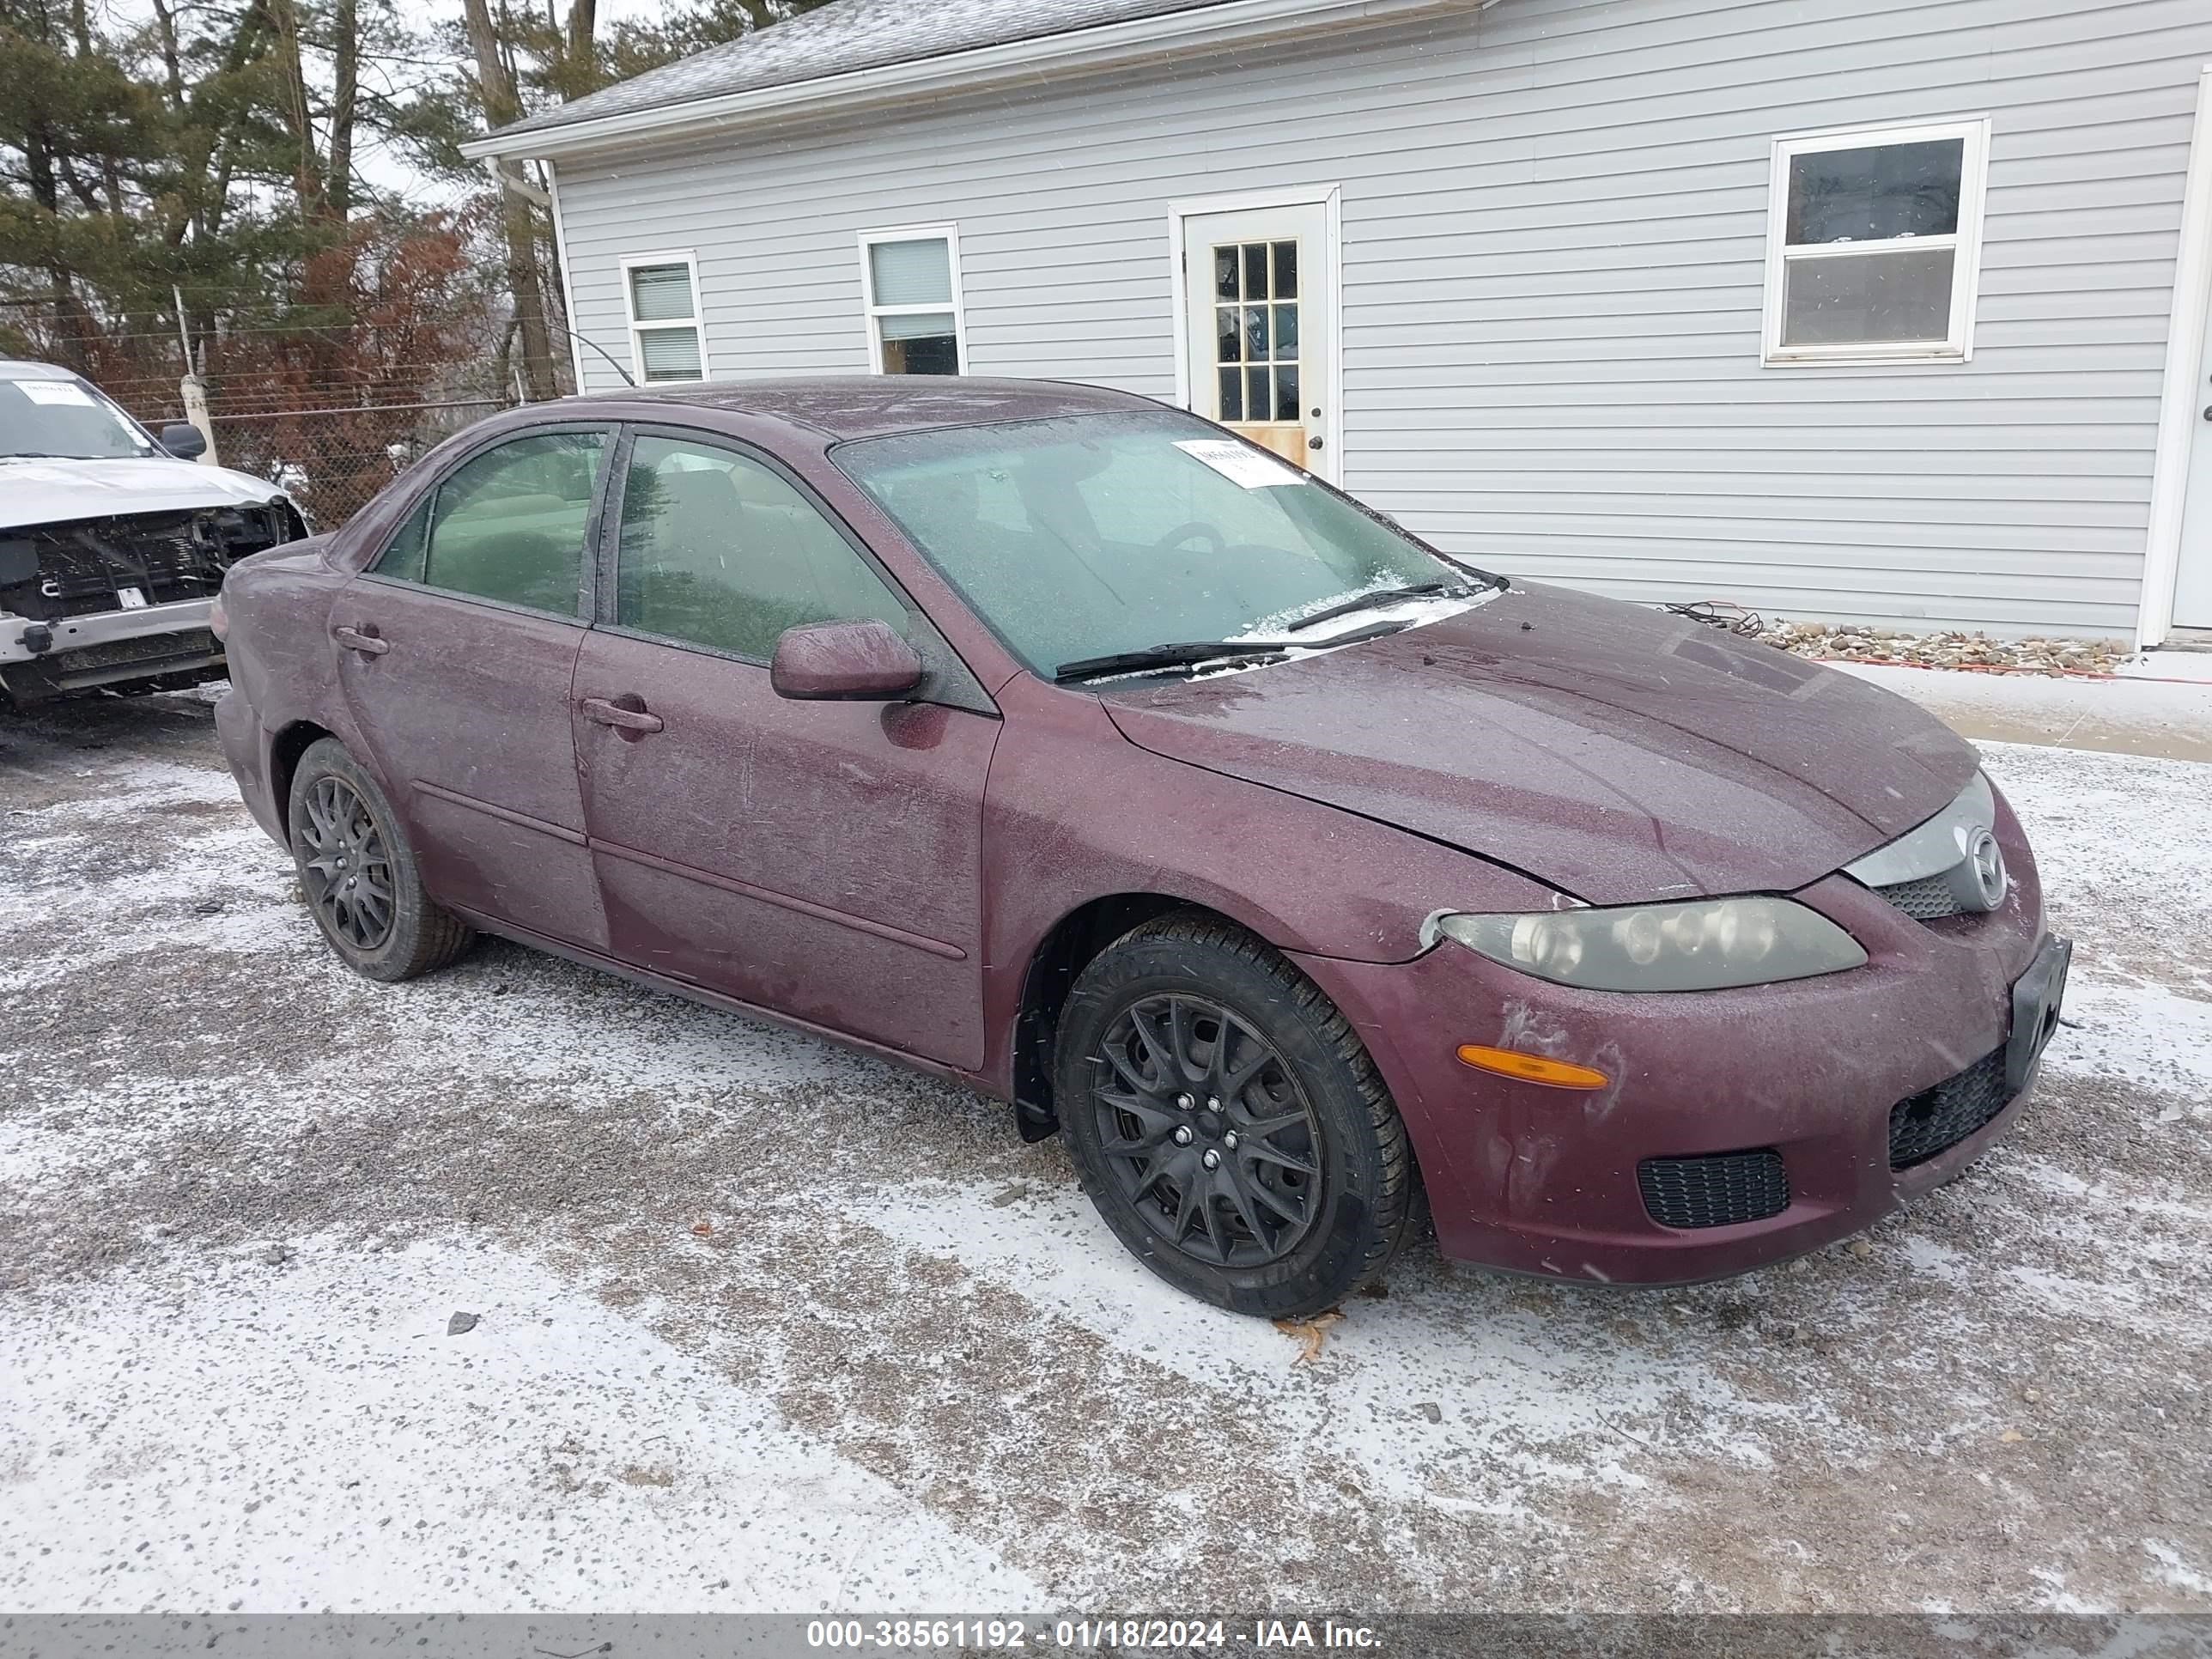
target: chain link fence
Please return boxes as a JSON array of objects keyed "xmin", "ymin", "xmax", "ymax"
[{"xmin": 203, "ymin": 395, "xmax": 514, "ymax": 531}]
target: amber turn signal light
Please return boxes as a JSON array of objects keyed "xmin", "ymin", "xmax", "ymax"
[{"xmin": 1455, "ymin": 1043, "xmax": 1610, "ymax": 1091}]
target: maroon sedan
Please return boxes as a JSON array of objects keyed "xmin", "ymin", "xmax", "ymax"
[{"xmin": 212, "ymin": 378, "xmax": 2069, "ymax": 1317}]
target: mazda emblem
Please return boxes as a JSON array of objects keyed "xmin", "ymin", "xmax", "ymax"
[{"xmin": 1962, "ymin": 827, "xmax": 2008, "ymax": 912}]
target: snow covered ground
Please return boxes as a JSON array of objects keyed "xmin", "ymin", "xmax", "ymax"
[{"xmin": 1, "ymin": 684, "xmax": 2208, "ymax": 1615}]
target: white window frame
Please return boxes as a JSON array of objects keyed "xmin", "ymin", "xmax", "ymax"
[
  {"xmin": 618, "ymin": 249, "xmax": 707, "ymax": 384},
  {"xmin": 854, "ymin": 223, "xmax": 969, "ymax": 375},
  {"xmin": 1761, "ymin": 118, "xmax": 1992, "ymax": 367}
]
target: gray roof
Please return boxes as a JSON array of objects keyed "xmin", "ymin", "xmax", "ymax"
[
  {"xmin": 0, "ymin": 360, "xmax": 78, "ymax": 381},
  {"xmin": 494, "ymin": 0, "xmax": 1245, "ymax": 140}
]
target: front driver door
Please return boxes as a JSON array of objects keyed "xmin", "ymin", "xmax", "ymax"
[
  {"xmin": 571, "ymin": 428, "xmax": 1000, "ymax": 1069},
  {"xmin": 331, "ymin": 425, "xmax": 613, "ymax": 951}
]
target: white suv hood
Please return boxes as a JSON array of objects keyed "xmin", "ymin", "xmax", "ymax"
[{"xmin": 0, "ymin": 456, "xmax": 289, "ymax": 530}]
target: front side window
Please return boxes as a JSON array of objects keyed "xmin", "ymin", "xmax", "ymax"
[
  {"xmin": 623, "ymin": 256, "xmax": 705, "ymax": 383},
  {"xmin": 860, "ymin": 229, "xmax": 963, "ymax": 375},
  {"xmin": 1764, "ymin": 119, "xmax": 1990, "ymax": 364},
  {"xmin": 836, "ymin": 410, "xmax": 1464, "ymax": 678},
  {"xmin": 615, "ymin": 434, "xmax": 908, "ymax": 660},
  {"xmin": 390, "ymin": 431, "xmax": 605, "ymax": 615}
]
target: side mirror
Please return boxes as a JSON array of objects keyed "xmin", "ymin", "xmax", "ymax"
[
  {"xmin": 159, "ymin": 422, "xmax": 208, "ymax": 460},
  {"xmin": 769, "ymin": 618, "xmax": 923, "ymax": 702}
]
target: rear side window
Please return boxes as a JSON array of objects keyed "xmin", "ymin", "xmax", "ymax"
[
  {"xmin": 374, "ymin": 497, "xmax": 431, "ymax": 583},
  {"xmin": 613, "ymin": 434, "xmax": 907, "ymax": 659},
  {"xmin": 382, "ymin": 432, "xmax": 606, "ymax": 615}
]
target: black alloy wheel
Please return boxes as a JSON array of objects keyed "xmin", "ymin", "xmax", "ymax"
[
  {"xmin": 284, "ymin": 737, "xmax": 475, "ymax": 981},
  {"xmin": 1091, "ymin": 993, "xmax": 1322, "ymax": 1268},
  {"xmin": 296, "ymin": 773, "xmax": 397, "ymax": 952},
  {"xmin": 1055, "ymin": 912, "xmax": 1419, "ymax": 1317}
]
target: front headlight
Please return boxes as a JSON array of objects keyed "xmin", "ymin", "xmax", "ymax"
[{"xmin": 1436, "ymin": 897, "xmax": 1866, "ymax": 992}]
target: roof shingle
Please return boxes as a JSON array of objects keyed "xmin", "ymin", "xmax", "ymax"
[{"xmin": 494, "ymin": 0, "xmax": 1246, "ymax": 140}]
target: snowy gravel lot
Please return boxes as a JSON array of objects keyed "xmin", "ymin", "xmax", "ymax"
[{"xmin": 1, "ymin": 688, "xmax": 2208, "ymax": 1615}]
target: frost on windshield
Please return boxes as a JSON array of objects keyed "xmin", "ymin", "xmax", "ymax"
[
  {"xmin": 838, "ymin": 409, "xmax": 1498, "ymax": 679},
  {"xmin": 0, "ymin": 376, "xmax": 153, "ymax": 460}
]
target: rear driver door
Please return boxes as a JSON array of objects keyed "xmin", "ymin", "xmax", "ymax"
[{"xmin": 331, "ymin": 424, "xmax": 613, "ymax": 951}]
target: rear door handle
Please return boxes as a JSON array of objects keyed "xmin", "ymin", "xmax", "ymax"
[
  {"xmin": 332, "ymin": 624, "xmax": 389, "ymax": 656},
  {"xmin": 580, "ymin": 696, "xmax": 665, "ymax": 734}
]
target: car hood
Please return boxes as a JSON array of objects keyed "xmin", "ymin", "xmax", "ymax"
[
  {"xmin": 1103, "ymin": 581, "xmax": 1978, "ymax": 905},
  {"xmin": 0, "ymin": 456, "xmax": 290, "ymax": 529}
]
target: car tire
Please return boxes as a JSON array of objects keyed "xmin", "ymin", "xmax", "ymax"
[
  {"xmin": 287, "ymin": 737, "xmax": 474, "ymax": 981},
  {"xmin": 1054, "ymin": 911, "xmax": 1419, "ymax": 1318}
]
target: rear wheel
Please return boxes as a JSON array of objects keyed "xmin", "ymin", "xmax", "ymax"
[
  {"xmin": 1054, "ymin": 913, "xmax": 1418, "ymax": 1317},
  {"xmin": 287, "ymin": 738, "xmax": 473, "ymax": 981}
]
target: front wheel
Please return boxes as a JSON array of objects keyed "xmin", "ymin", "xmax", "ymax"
[
  {"xmin": 287, "ymin": 738, "xmax": 474, "ymax": 981},
  {"xmin": 1054, "ymin": 913, "xmax": 1419, "ymax": 1317}
]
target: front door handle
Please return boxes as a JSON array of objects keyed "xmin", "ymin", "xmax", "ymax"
[
  {"xmin": 580, "ymin": 696, "xmax": 665, "ymax": 735},
  {"xmin": 332, "ymin": 624, "xmax": 389, "ymax": 656}
]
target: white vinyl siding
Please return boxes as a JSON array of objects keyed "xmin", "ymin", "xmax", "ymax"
[
  {"xmin": 555, "ymin": 0, "xmax": 2212, "ymax": 638},
  {"xmin": 621, "ymin": 252, "xmax": 705, "ymax": 382}
]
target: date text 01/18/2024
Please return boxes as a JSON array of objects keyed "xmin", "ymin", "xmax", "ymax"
[{"xmin": 803, "ymin": 1619, "xmax": 1383, "ymax": 1650}]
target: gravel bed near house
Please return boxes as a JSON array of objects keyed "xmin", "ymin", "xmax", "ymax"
[
  {"xmin": 1755, "ymin": 619, "xmax": 2133, "ymax": 675},
  {"xmin": 1, "ymin": 689, "xmax": 2208, "ymax": 1616}
]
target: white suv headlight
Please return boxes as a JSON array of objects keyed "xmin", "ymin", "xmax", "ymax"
[{"xmin": 1437, "ymin": 897, "xmax": 1867, "ymax": 992}]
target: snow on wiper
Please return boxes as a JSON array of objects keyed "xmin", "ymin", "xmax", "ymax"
[
  {"xmin": 1054, "ymin": 641, "xmax": 1291, "ymax": 684},
  {"xmin": 1281, "ymin": 579, "xmax": 1467, "ymax": 634}
]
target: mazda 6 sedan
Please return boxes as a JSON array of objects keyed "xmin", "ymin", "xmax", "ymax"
[{"xmin": 213, "ymin": 377, "xmax": 2070, "ymax": 1317}]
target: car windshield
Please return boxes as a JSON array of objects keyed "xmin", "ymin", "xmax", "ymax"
[
  {"xmin": 0, "ymin": 374, "xmax": 155, "ymax": 460},
  {"xmin": 834, "ymin": 410, "xmax": 1472, "ymax": 678}
]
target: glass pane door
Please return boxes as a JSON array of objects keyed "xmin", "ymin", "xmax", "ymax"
[{"xmin": 1182, "ymin": 198, "xmax": 1332, "ymax": 477}]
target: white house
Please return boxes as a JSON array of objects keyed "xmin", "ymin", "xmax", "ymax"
[{"xmin": 465, "ymin": 0, "xmax": 2212, "ymax": 648}]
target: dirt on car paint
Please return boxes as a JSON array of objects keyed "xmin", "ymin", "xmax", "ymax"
[{"xmin": 1, "ymin": 691, "xmax": 2208, "ymax": 1613}]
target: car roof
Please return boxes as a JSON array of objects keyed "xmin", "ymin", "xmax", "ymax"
[
  {"xmin": 569, "ymin": 374, "xmax": 1162, "ymax": 441},
  {"xmin": 0, "ymin": 359, "xmax": 83, "ymax": 382}
]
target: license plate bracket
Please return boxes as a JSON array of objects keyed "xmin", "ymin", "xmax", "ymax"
[{"xmin": 2004, "ymin": 934, "xmax": 2072, "ymax": 1097}]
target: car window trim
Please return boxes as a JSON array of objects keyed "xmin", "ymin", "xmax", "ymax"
[
  {"xmin": 360, "ymin": 419, "xmax": 619, "ymax": 625},
  {"xmin": 597, "ymin": 420, "xmax": 997, "ymax": 714}
]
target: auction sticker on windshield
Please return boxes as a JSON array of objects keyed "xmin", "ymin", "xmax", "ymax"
[
  {"xmin": 17, "ymin": 380, "xmax": 96, "ymax": 406},
  {"xmin": 1173, "ymin": 438, "xmax": 1302, "ymax": 489}
]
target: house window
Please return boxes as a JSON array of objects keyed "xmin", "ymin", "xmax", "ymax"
[
  {"xmin": 622, "ymin": 253, "xmax": 705, "ymax": 383},
  {"xmin": 858, "ymin": 228, "xmax": 965, "ymax": 375},
  {"xmin": 1763, "ymin": 119, "xmax": 1990, "ymax": 364}
]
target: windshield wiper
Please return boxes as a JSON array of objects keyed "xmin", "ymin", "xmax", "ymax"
[
  {"xmin": 1285, "ymin": 579, "xmax": 1467, "ymax": 633},
  {"xmin": 1054, "ymin": 641, "xmax": 1291, "ymax": 684},
  {"xmin": 1054, "ymin": 615, "xmax": 1423, "ymax": 685}
]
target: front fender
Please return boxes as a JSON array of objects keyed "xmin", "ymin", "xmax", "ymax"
[{"xmin": 975, "ymin": 678, "xmax": 1563, "ymax": 1098}]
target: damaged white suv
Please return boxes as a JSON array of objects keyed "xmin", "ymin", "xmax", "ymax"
[{"xmin": 1, "ymin": 358, "xmax": 307, "ymax": 705}]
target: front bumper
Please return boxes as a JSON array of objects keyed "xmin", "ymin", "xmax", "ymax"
[
  {"xmin": 0, "ymin": 599, "xmax": 223, "ymax": 698},
  {"xmin": 2, "ymin": 596, "xmax": 216, "ymax": 664},
  {"xmin": 1296, "ymin": 804, "xmax": 2058, "ymax": 1285}
]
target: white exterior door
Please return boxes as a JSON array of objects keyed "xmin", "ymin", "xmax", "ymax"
[
  {"xmin": 2177, "ymin": 259, "xmax": 2212, "ymax": 628},
  {"xmin": 1181, "ymin": 199, "xmax": 1336, "ymax": 483}
]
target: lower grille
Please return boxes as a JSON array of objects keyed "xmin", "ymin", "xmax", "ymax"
[
  {"xmin": 1888, "ymin": 1047, "xmax": 2010, "ymax": 1169},
  {"xmin": 1876, "ymin": 872, "xmax": 1965, "ymax": 921},
  {"xmin": 1638, "ymin": 1149, "xmax": 1790, "ymax": 1230}
]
